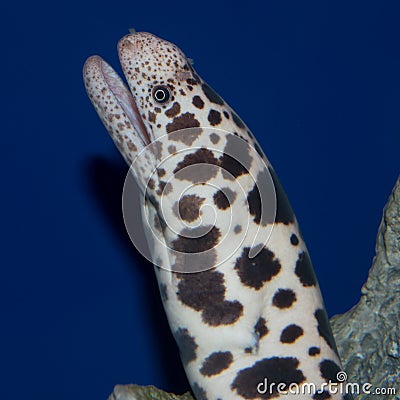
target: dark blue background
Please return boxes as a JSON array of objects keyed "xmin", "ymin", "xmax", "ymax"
[{"xmin": 2, "ymin": 1, "xmax": 399, "ymax": 399}]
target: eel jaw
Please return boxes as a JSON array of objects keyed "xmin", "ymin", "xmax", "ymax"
[{"xmin": 83, "ymin": 55, "xmax": 151, "ymax": 155}]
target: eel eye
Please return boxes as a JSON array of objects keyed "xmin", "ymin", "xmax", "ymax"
[{"xmin": 152, "ymin": 85, "xmax": 171, "ymax": 103}]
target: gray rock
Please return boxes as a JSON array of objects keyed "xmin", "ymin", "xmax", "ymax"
[
  {"xmin": 107, "ymin": 384, "xmax": 194, "ymax": 400},
  {"xmin": 108, "ymin": 177, "xmax": 400, "ymax": 400},
  {"xmin": 331, "ymin": 176, "xmax": 400, "ymax": 399}
]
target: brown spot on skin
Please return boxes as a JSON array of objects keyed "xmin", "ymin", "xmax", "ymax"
[
  {"xmin": 156, "ymin": 181, "xmax": 173, "ymax": 196},
  {"xmin": 280, "ymin": 324, "xmax": 304, "ymax": 343},
  {"xmin": 148, "ymin": 111, "xmax": 156, "ymax": 123},
  {"xmin": 176, "ymin": 269, "xmax": 243, "ymax": 326},
  {"xmin": 247, "ymin": 169, "xmax": 275, "ymax": 226},
  {"xmin": 186, "ymin": 78, "xmax": 198, "ymax": 85},
  {"xmin": 247, "ymin": 184, "xmax": 262, "ymax": 224},
  {"xmin": 254, "ymin": 317, "xmax": 269, "ymax": 339},
  {"xmin": 223, "ymin": 111, "xmax": 230, "ymax": 119},
  {"xmin": 202, "ymin": 82, "xmax": 224, "ymax": 105},
  {"xmin": 219, "ymin": 134, "xmax": 252, "ymax": 180},
  {"xmin": 168, "ymin": 144, "xmax": 177, "ymax": 154},
  {"xmin": 166, "ymin": 112, "xmax": 200, "ymax": 133},
  {"xmin": 309, "ymin": 347, "xmax": 321, "ymax": 356},
  {"xmin": 173, "ymin": 248, "xmax": 217, "ymax": 274},
  {"xmin": 150, "ymin": 140, "xmax": 163, "ymax": 160},
  {"xmin": 231, "ymin": 111, "xmax": 245, "ymax": 128},
  {"xmin": 165, "ymin": 102, "xmax": 181, "ymax": 118},
  {"xmin": 208, "ymin": 109, "xmax": 222, "ymax": 126},
  {"xmin": 272, "ymin": 289, "xmax": 297, "ymax": 309},
  {"xmin": 157, "ymin": 168, "xmax": 166, "ymax": 177},
  {"xmin": 174, "ymin": 328, "xmax": 198, "ymax": 365},
  {"xmin": 200, "ymin": 351, "xmax": 233, "ymax": 377},
  {"xmin": 315, "ymin": 309, "xmax": 339, "ymax": 355},
  {"xmin": 174, "ymin": 194, "xmax": 205, "ymax": 222},
  {"xmin": 153, "ymin": 214, "xmax": 163, "ymax": 233},
  {"xmin": 169, "ymin": 127, "xmax": 202, "ymax": 146},
  {"xmin": 192, "ymin": 95, "xmax": 205, "ymax": 109},
  {"xmin": 147, "ymin": 178, "xmax": 155, "ymax": 190},
  {"xmin": 127, "ymin": 141, "xmax": 137, "ymax": 152},
  {"xmin": 268, "ymin": 166, "xmax": 295, "ymax": 225},
  {"xmin": 172, "ymin": 226, "xmax": 220, "ymax": 253},
  {"xmin": 234, "ymin": 225, "xmax": 242, "ymax": 234},
  {"xmin": 319, "ymin": 360, "xmax": 342, "ymax": 383},
  {"xmin": 235, "ymin": 247, "xmax": 281, "ymax": 290},
  {"xmin": 295, "ymin": 251, "xmax": 317, "ymax": 287},
  {"xmin": 290, "ymin": 233, "xmax": 299, "ymax": 245},
  {"xmin": 210, "ymin": 133, "xmax": 220, "ymax": 144},
  {"xmin": 173, "ymin": 148, "xmax": 219, "ymax": 183},
  {"xmin": 213, "ymin": 187, "xmax": 236, "ymax": 210},
  {"xmin": 202, "ymin": 300, "xmax": 243, "ymax": 326},
  {"xmin": 220, "ymin": 153, "xmax": 248, "ymax": 180},
  {"xmin": 232, "ymin": 357, "xmax": 305, "ymax": 399}
]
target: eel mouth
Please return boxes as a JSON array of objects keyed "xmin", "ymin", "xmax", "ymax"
[{"xmin": 83, "ymin": 55, "xmax": 151, "ymax": 149}]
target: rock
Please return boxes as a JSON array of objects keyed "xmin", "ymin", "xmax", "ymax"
[
  {"xmin": 107, "ymin": 384, "xmax": 194, "ymax": 400},
  {"xmin": 331, "ymin": 176, "xmax": 400, "ymax": 399},
  {"xmin": 107, "ymin": 177, "xmax": 400, "ymax": 400}
]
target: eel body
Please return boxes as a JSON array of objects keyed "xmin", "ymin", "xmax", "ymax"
[{"xmin": 83, "ymin": 32, "xmax": 350, "ymax": 400}]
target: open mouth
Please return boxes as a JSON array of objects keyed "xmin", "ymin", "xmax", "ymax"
[{"xmin": 83, "ymin": 55, "xmax": 151, "ymax": 148}]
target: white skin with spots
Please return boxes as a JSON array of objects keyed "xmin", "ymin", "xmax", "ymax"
[{"xmin": 83, "ymin": 32, "xmax": 350, "ymax": 400}]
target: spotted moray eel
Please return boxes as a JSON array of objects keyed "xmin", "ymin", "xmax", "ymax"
[{"xmin": 83, "ymin": 32, "xmax": 351, "ymax": 400}]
